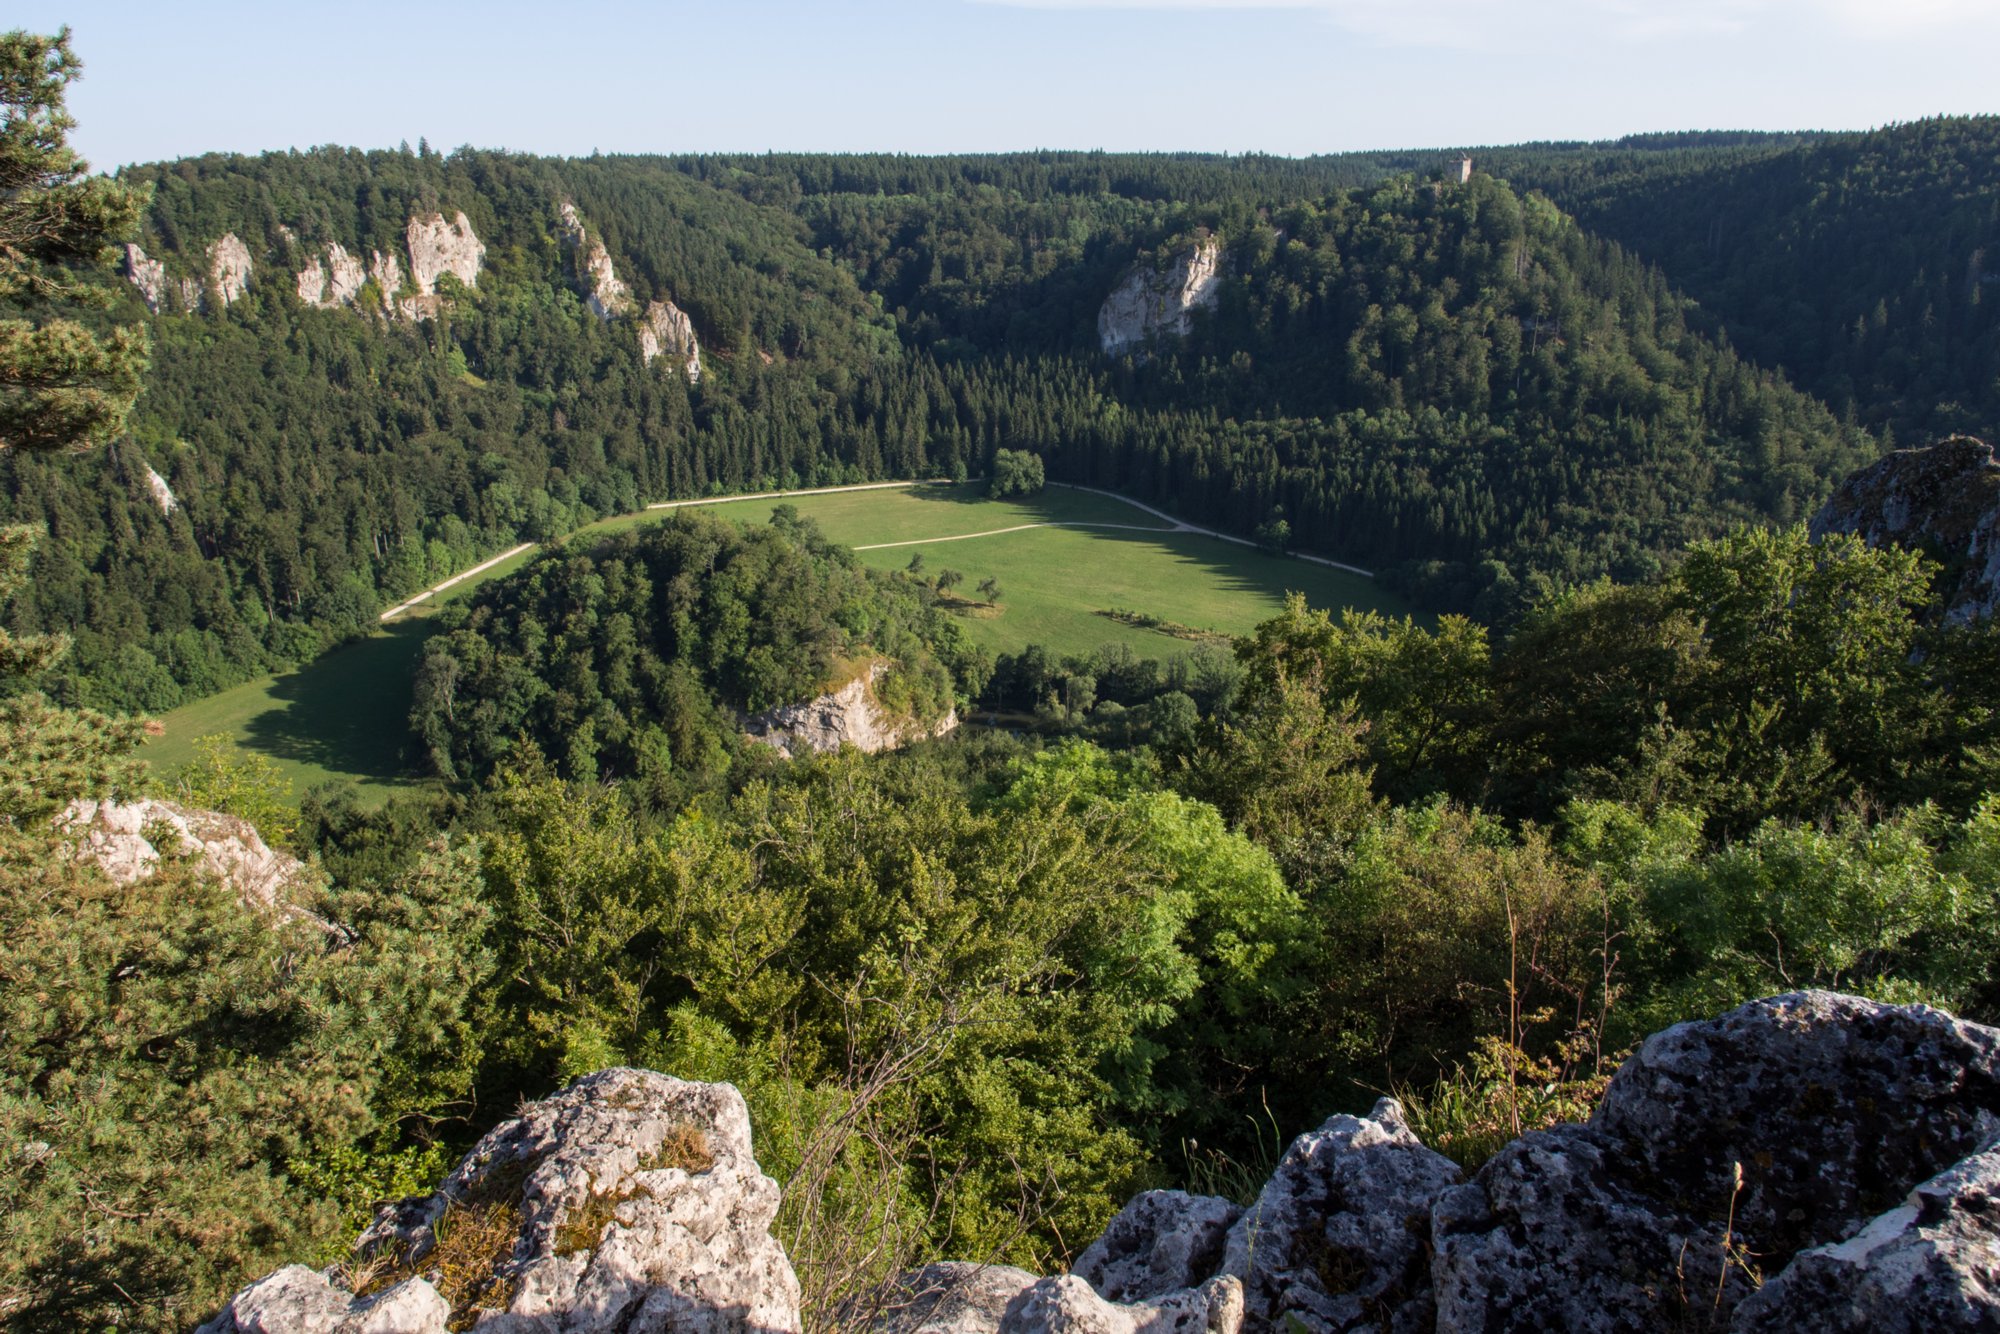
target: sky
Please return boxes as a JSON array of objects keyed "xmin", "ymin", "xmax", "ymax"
[{"xmin": 19, "ymin": 0, "xmax": 2000, "ymax": 170}]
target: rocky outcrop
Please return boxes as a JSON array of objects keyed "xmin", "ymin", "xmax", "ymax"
[
  {"xmin": 871, "ymin": 1263, "xmax": 1039, "ymax": 1334},
  {"xmin": 406, "ymin": 210, "xmax": 485, "ymax": 296},
  {"xmin": 370, "ymin": 249, "xmax": 406, "ymax": 315},
  {"xmin": 208, "ymin": 233, "xmax": 253, "ymax": 306},
  {"xmin": 1733, "ymin": 1134, "xmax": 2000, "ymax": 1332},
  {"xmin": 1000, "ymin": 1275, "xmax": 1242, "ymax": 1334},
  {"xmin": 1072, "ymin": 1192, "xmax": 1239, "ymax": 1305},
  {"xmin": 208, "ymin": 1069, "xmax": 800, "ymax": 1334},
  {"xmin": 640, "ymin": 298, "xmax": 703, "ymax": 381},
  {"xmin": 123, "ymin": 243, "xmax": 171, "ymax": 312},
  {"xmin": 1224, "ymin": 1099, "xmax": 1460, "ymax": 1333},
  {"xmin": 744, "ymin": 661, "xmax": 957, "ymax": 759},
  {"xmin": 200, "ymin": 992, "xmax": 2000, "ymax": 1334},
  {"xmin": 560, "ymin": 202, "xmax": 633, "ymax": 321},
  {"xmin": 1435, "ymin": 991, "xmax": 2000, "ymax": 1331},
  {"xmin": 61, "ymin": 797, "xmax": 308, "ymax": 915},
  {"xmin": 198, "ymin": 1268, "xmax": 448, "ymax": 1334},
  {"xmin": 1810, "ymin": 435, "xmax": 2000, "ymax": 624},
  {"xmin": 145, "ymin": 463, "xmax": 178, "ymax": 515},
  {"xmin": 297, "ymin": 242, "xmax": 367, "ymax": 309},
  {"xmin": 1098, "ymin": 238, "xmax": 1223, "ymax": 358}
]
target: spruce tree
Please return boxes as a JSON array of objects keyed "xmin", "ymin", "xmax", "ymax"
[{"xmin": 0, "ymin": 26, "xmax": 147, "ymax": 453}]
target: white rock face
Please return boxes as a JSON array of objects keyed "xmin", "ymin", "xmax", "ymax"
[
  {"xmin": 196, "ymin": 1268, "xmax": 448, "ymax": 1334},
  {"xmin": 145, "ymin": 463, "xmax": 178, "ymax": 516},
  {"xmin": 298, "ymin": 243, "xmax": 367, "ymax": 308},
  {"xmin": 640, "ymin": 299, "xmax": 703, "ymax": 381},
  {"xmin": 208, "ymin": 233, "xmax": 254, "ymax": 306},
  {"xmin": 743, "ymin": 661, "xmax": 958, "ymax": 759},
  {"xmin": 178, "ymin": 276, "xmax": 204, "ymax": 309},
  {"xmin": 405, "ymin": 210, "xmax": 485, "ymax": 295},
  {"xmin": 370, "ymin": 249, "xmax": 406, "ymax": 314},
  {"xmin": 1097, "ymin": 238, "xmax": 1224, "ymax": 358},
  {"xmin": 124, "ymin": 243, "xmax": 171, "ymax": 312},
  {"xmin": 559, "ymin": 203, "xmax": 633, "ymax": 321},
  {"xmin": 61, "ymin": 797, "xmax": 306, "ymax": 912}
]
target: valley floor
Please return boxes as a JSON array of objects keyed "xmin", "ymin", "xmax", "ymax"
[{"xmin": 143, "ymin": 482, "xmax": 1409, "ymax": 804}]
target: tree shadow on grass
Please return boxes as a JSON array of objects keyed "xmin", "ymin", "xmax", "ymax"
[{"xmin": 238, "ymin": 619, "xmax": 437, "ymax": 790}]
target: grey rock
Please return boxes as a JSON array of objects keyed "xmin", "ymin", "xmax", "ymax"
[
  {"xmin": 197, "ymin": 1267, "xmax": 447, "ymax": 1334},
  {"xmin": 1431, "ymin": 1124, "xmax": 1747, "ymax": 1334},
  {"xmin": 1434, "ymin": 992, "xmax": 2000, "ymax": 1331},
  {"xmin": 370, "ymin": 250, "xmax": 406, "ymax": 315},
  {"xmin": 869, "ymin": 1262, "xmax": 1039, "ymax": 1334},
  {"xmin": 1072, "ymin": 1191, "xmax": 1240, "ymax": 1303},
  {"xmin": 360, "ymin": 1067, "xmax": 798, "ymax": 1333},
  {"xmin": 1098, "ymin": 239, "xmax": 1223, "ymax": 359},
  {"xmin": 405, "ymin": 210, "xmax": 485, "ymax": 296},
  {"xmin": 298, "ymin": 243, "xmax": 367, "ymax": 308},
  {"xmin": 744, "ymin": 660, "xmax": 958, "ymax": 759},
  {"xmin": 208, "ymin": 1070, "xmax": 798, "ymax": 1334},
  {"xmin": 1000, "ymin": 1274, "xmax": 1242, "ymax": 1334},
  {"xmin": 1220, "ymin": 1097, "xmax": 1458, "ymax": 1333},
  {"xmin": 59, "ymin": 797, "xmax": 330, "ymax": 934},
  {"xmin": 640, "ymin": 298, "xmax": 703, "ymax": 382},
  {"xmin": 208, "ymin": 233, "xmax": 253, "ymax": 306},
  {"xmin": 559, "ymin": 202, "xmax": 633, "ymax": 321},
  {"xmin": 124, "ymin": 242, "xmax": 171, "ymax": 312},
  {"xmin": 1810, "ymin": 435, "xmax": 2000, "ymax": 624},
  {"xmin": 1732, "ymin": 1137, "xmax": 2000, "ymax": 1332},
  {"xmin": 1593, "ymin": 991, "xmax": 2000, "ymax": 1262},
  {"xmin": 145, "ymin": 462, "xmax": 178, "ymax": 515}
]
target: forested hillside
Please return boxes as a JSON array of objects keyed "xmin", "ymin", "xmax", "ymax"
[
  {"xmin": 1499, "ymin": 116, "xmax": 2000, "ymax": 446},
  {"xmin": 2, "ymin": 137, "xmax": 1899, "ymax": 714}
]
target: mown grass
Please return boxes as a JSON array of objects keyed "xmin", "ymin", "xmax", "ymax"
[{"xmin": 147, "ymin": 483, "xmax": 1408, "ymax": 805}]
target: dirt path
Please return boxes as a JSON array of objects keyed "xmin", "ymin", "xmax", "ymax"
[
  {"xmin": 1047, "ymin": 483, "xmax": 1376, "ymax": 578},
  {"xmin": 379, "ymin": 543, "xmax": 536, "ymax": 622},
  {"xmin": 854, "ymin": 520, "xmax": 1172, "ymax": 551}
]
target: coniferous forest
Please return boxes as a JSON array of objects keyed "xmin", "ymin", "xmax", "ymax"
[{"xmin": 7, "ymin": 22, "xmax": 2000, "ymax": 1330}]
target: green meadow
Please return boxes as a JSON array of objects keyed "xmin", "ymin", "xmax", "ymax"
[{"xmin": 146, "ymin": 483, "xmax": 1407, "ymax": 804}]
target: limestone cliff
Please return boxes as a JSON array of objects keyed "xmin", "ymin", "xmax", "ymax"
[
  {"xmin": 1098, "ymin": 237, "xmax": 1224, "ymax": 358},
  {"xmin": 369, "ymin": 248, "xmax": 406, "ymax": 315},
  {"xmin": 405, "ymin": 210, "xmax": 486, "ymax": 296},
  {"xmin": 122, "ymin": 243, "xmax": 171, "ymax": 312},
  {"xmin": 60, "ymin": 797, "xmax": 323, "ymax": 930},
  {"xmin": 641, "ymin": 298, "xmax": 703, "ymax": 381},
  {"xmin": 559, "ymin": 201, "xmax": 634, "ymax": 321},
  {"xmin": 295, "ymin": 241, "xmax": 366, "ymax": 308},
  {"xmin": 207, "ymin": 233, "xmax": 253, "ymax": 307},
  {"xmin": 1810, "ymin": 435, "xmax": 2000, "ymax": 624},
  {"xmin": 144, "ymin": 463, "xmax": 178, "ymax": 516},
  {"xmin": 743, "ymin": 660, "xmax": 956, "ymax": 759}
]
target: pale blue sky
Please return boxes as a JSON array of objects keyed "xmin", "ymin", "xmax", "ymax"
[{"xmin": 20, "ymin": 0, "xmax": 2000, "ymax": 170}]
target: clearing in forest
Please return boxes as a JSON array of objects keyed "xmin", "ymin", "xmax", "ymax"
[{"xmin": 145, "ymin": 482, "xmax": 1406, "ymax": 804}]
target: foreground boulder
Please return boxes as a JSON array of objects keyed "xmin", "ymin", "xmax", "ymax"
[
  {"xmin": 1434, "ymin": 992, "xmax": 2000, "ymax": 1331},
  {"xmin": 1072, "ymin": 1191, "xmax": 1240, "ymax": 1304},
  {"xmin": 1733, "ymin": 1135, "xmax": 2000, "ymax": 1331},
  {"xmin": 204, "ymin": 1070, "xmax": 800, "ymax": 1334},
  {"xmin": 1222, "ymin": 1098, "xmax": 1461, "ymax": 1333},
  {"xmin": 866, "ymin": 1263, "xmax": 1039, "ymax": 1334},
  {"xmin": 1000, "ymin": 1274, "xmax": 1243, "ymax": 1334}
]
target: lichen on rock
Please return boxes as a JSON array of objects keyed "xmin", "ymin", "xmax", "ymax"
[{"xmin": 1810, "ymin": 434, "xmax": 2000, "ymax": 624}]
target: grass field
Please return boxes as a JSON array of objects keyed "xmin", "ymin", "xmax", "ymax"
[{"xmin": 147, "ymin": 482, "xmax": 1409, "ymax": 805}]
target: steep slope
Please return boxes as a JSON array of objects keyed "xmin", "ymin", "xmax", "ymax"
[{"xmin": 1501, "ymin": 116, "xmax": 2000, "ymax": 444}]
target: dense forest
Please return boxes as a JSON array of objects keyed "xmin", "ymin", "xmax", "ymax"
[
  {"xmin": 9, "ymin": 30, "xmax": 2000, "ymax": 1324},
  {"xmin": 16, "ymin": 117, "xmax": 1990, "ymax": 712}
]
